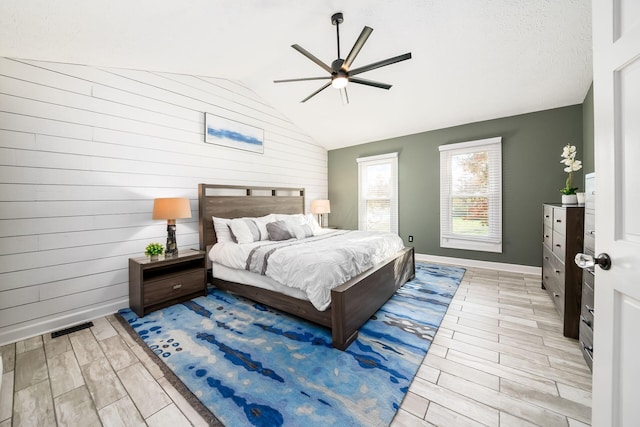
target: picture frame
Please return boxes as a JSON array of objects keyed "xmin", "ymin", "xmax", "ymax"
[{"xmin": 204, "ymin": 113, "xmax": 264, "ymax": 154}]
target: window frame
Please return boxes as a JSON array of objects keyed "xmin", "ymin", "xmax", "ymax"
[
  {"xmin": 357, "ymin": 152, "xmax": 399, "ymax": 234},
  {"xmin": 439, "ymin": 137, "xmax": 502, "ymax": 253}
]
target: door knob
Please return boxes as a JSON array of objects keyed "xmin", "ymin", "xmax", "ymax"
[{"xmin": 575, "ymin": 252, "xmax": 612, "ymax": 270}]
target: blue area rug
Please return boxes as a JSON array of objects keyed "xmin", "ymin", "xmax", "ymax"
[{"xmin": 119, "ymin": 263, "xmax": 464, "ymax": 426}]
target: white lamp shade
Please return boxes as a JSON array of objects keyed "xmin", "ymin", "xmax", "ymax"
[
  {"xmin": 310, "ymin": 199, "xmax": 331, "ymax": 214},
  {"xmin": 152, "ymin": 198, "xmax": 192, "ymax": 220}
]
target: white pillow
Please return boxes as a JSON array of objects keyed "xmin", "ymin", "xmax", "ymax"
[
  {"xmin": 275, "ymin": 213, "xmax": 306, "ymax": 225},
  {"xmin": 229, "ymin": 215, "xmax": 274, "ymax": 244},
  {"xmin": 305, "ymin": 213, "xmax": 323, "ymax": 235},
  {"xmin": 212, "ymin": 216, "xmax": 234, "ymax": 243},
  {"xmin": 289, "ymin": 222, "xmax": 314, "ymax": 240}
]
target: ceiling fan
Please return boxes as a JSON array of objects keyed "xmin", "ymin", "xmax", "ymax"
[{"xmin": 274, "ymin": 12, "xmax": 412, "ymax": 104}]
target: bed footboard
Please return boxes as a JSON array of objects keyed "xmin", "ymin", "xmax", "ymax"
[{"xmin": 330, "ymin": 246, "xmax": 415, "ymax": 350}]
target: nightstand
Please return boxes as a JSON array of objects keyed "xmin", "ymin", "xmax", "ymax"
[{"xmin": 129, "ymin": 249, "xmax": 207, "ymax": 317}]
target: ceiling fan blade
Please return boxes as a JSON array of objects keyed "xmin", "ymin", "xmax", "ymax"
[
  {"xmin": 274, "ymin": 76, "xmax": 331, "ymax": 83},
  {"xmin": 301, "ymin": 82, "xmax": 331, "ymax": 103},
  {"xmin": 349, "ymin": 77, "xmax": 392, "ymax": 90},
  {"xmin": 340, "ymin": 87, "xmax": 349, "ymax": 105},
  {"xmin": 349, "ymin": 52, "xmax": 412, "ymax": 76},
  {"xmin": 343, "ymin": 26, "xmax": 373, "ymax": 71},
  {"xmin": 292, "ymin": 44, "xmax": 333, "ymax": 74}
]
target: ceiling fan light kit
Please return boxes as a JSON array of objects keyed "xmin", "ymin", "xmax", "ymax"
[{"xmin": 274, "ymin": 12, "xmax": 412, "ymax": 104}]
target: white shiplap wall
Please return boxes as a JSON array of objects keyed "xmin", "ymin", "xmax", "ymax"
[{"xmin": 0, "ymin": 57, "xmax": 327, "ymax": 345}]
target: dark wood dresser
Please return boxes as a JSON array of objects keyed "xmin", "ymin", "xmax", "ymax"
[
  {"xmin": 542, "ymin": 203, "xmax": 584, "ymax": 338},
  {"xmin": 579, "ymin": 173, "xmax": 595, "ymax": 369}
]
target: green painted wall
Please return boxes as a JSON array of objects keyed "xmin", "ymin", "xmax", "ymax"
[
  {"xmin": 582, "ymin": 83, "xmax": 595, "ymax": 175},
  {"xmin": 328, "ymin": 105, "xmax": 584, "ymax": 267}
]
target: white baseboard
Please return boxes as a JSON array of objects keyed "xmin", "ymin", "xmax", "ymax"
[
  {"xmin": 415, "ymin": 253, "xmax": 541, "ymax": 276},
  {"xmin": 0, "ymin": 299, "xmax": 129, "ymax": 347}
]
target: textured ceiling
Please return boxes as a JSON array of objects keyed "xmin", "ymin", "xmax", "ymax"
[{"xmin": 0, "ymin": 0, "xmax": 592, "ymax": 150}]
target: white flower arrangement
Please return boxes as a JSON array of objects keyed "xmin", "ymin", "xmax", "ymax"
[{"xmin": 560, "ymin": 144, "xmax": 582, "ymax": 195}]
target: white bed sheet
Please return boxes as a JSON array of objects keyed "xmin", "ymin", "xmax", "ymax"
[
  {"xmin": 208, "ymin": 230, "xmax": 405, "ymax": 311},
  {"xmin": 210, "ymin": 262, "xmax": 309, "ymax": 301}
]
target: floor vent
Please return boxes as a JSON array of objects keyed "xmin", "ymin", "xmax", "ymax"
[{"xmin": 51, "ymin": 321, "xmax": 94, "ymax": 338}]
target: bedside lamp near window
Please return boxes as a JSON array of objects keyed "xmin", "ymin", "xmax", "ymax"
[
  {"xmin": 311, "ymin": 199, "xmax": 331, "ymax": 228},
  {"xmin": 152, "ymin": 198, "xmax": 192, "ymax": 257}
]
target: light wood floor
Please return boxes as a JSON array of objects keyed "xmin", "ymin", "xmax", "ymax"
[{"xmin": 0, "ymin": 265, "xmax": 591, "ymax": 426}]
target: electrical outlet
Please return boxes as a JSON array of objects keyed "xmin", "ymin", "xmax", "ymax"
[{"xmin": 408, "ymin": 235, "xmax": 414, "ymax": 242}]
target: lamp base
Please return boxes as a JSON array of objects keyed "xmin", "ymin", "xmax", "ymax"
[{"xmin": 165, "ymin": 223, "xmax": 178, "ymax": 257}]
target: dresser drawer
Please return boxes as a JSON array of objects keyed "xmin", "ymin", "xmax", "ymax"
[
  {"xmin": 543, "ymin": 205, "xmax": 554, "ymax": 227},
  {"xmin": 585, "ymin": 174, "xmax": 595, "ymax": 209},
  {"xmin": 144, "ymin": 269, "xmax": 204, "ymax": 306},
  {"xmin": 552, "ymin": 230, "xmax": 566, "ymax": 262},
  {"xmin": 579, "ymin": 321, "xmax": 594, "ymax": 370},
  {"xmin": 552, "ymin": 207, "xmax": 567, "ymax": 233},
  {"xmin": 542, "ymin": 254, "xmax": 565, "ymax": 315},
  {"xmin": 583, "ymin": 264, "xmax": 594, "ymax": 288},
  {"xmin": 584, "ymin": 212, "xmax": 595, "ymax": 252},
  {"xmin": 543, "ymin": 225, "xmax": 553, "ymax": 249},
  {"xmin": 543, "ymin": 247, "xmax": 566, "ymax": 292},
  {"xmin": 582, "ymin": 269, "xmax": 595, "ymax": 325},
  {"xmin": 544, "ymin": 272, "xmax": 565, "ymax": 316}
]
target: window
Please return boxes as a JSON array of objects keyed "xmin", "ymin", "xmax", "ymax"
[
  {"xmin": 439, "ymin": 137, "xmax": 502, "ymax": 252},
  {"xmin": 357, "ymin": 152, "xmax": 398, "ymax": 233}
]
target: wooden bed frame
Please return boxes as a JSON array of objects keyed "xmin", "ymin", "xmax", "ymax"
[{"xmin": 198, "ymin": 183, "xmax": 415, "ymax": 350}]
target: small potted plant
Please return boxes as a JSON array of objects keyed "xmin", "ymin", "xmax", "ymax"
[
  {"xmin": 559, "ymin": 143, "xmax": 582, "ymax": 204},
  {"xmin": 144, "ymin": 242, "xmax": 164, "ymax": 260}
]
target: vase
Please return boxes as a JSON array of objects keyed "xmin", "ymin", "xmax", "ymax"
[
  {"xmin": 576, "ymin": 192, "xmax": 586, "ymax": 204},
  {"xmin": 562, "ymin": 194, "xmax": 578, "ymax": 205},
  {"xmin": 149, "ymin": 254, "xmax": 159, "ymax": 261}
]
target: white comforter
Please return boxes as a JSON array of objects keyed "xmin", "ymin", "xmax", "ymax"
[{"xmin": 209, "ymin": 230, "xmax": 405, "ymax": 311}]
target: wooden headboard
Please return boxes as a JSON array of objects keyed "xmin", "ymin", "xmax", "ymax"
[{"xmin": 198, "ymin": 184, "xmax": 305, "ymax": 251}]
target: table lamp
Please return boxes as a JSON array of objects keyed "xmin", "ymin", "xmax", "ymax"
[
  {"xmin": 310, "ymin": 199, "xmax": 331, "ymax": 228},
  {"xmin": 152, "ymin": 198, "xmax": 192, "ymax": 257}
]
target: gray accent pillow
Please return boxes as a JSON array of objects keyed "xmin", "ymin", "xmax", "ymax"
[{"xmin": 266, "ymin": 221, "xmax": 294, "ymax": 241}]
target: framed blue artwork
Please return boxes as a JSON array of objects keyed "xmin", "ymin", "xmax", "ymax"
[{"xmin": 204, "ymin": 113, "xmax": 264, "ymax": 154}]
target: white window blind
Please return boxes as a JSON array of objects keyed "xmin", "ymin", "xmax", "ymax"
[
  {"xmin": 439, "ymin": 137, "xmax": 502, "ymax": 252},
  {"xmin": 357, "ymin": 152, "xmax": 398, "ymax": 234}
]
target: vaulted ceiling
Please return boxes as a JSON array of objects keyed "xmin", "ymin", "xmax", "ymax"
[{"xmin": 0, "ymin": 0, "xmax": 592, "ymax": 150}]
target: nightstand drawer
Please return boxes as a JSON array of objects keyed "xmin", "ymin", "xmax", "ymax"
[{"xmin": 144, "ymin": 269, "xmax": 204, "ymax": 306}]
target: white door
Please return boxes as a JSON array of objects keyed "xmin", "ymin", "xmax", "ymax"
[{"xmin": 591, "ymin": 0, "xmax": 640, "ymax": 425}]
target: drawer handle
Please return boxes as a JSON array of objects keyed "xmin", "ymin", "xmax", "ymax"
[
  {"xmin": 544, "ymin": 256, "xmax": 549, "ymax": 260},
  {"xmin": 556, "ymin": 219, "xmax": 562, "ymax": 223},
  {"xmin": 545, "ymin": 215, "xmax": 550, "ymax": 218},
  {"xmin": 588, "ymin": 230, "xmax": 595, "ymax": 236},
  {"xmin": 173, "ymin": 284, "xmax": 183, "ymax": 290},
  {"xmin": 580, "ymin": 341, "xmax": 593, "ymax": 358},
  {"xmin": 580, "ymin": 315, "xmax": 592, "ymax": 328},
  {"xmin": 544, "ymin": 235, "xmax": 550, "ymax": 239},
  {"xmin": 553, "ymin": 292, "xmax": 560, "ymax": 298},
  {"xmin": 554, "ymin": 269, "xmax": 561, "ymax": 274},
  {"xmin": 555, "ymin": 244, "xmax": 562, "ymax": 248},
  {"xmin": 585, "ymin": 305, "xmax": 594, "ymax": 315}
]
